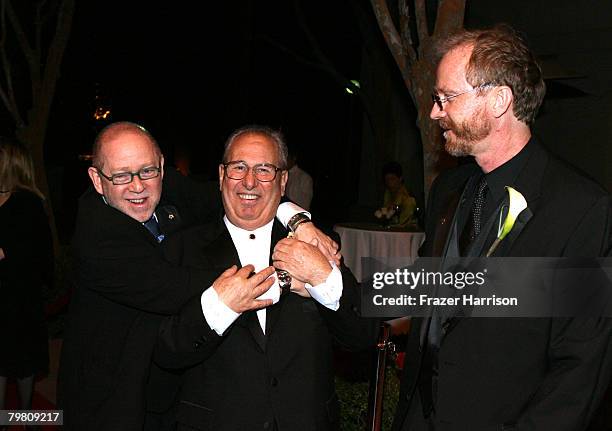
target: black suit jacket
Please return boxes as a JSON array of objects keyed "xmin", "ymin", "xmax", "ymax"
[
  {"xmin": 392, "ymin": 141, "xmax": 612, "ymax": 431},
  {"xmin": 58, "ymin": 171, "xmax": 221, "ymax": 431},
  {"xmin": 152, "ymin": 217, "xmax": 378, "ymax": 431}
]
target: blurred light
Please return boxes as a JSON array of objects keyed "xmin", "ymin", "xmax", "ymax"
[
  {"xmin": 345, "ymin": 79, "xmax": 361, "ymax": 95},
  {"xmin": 94, "ymin": 107, "xmax": 111, "ymax": 120}
]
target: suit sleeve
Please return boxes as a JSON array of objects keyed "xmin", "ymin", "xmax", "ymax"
[
  {"xmin": 316, "ymin": 264, "xmax": 380, "ymax": 351},
  {"xmin": 72, "ymin": 191, "xmax": 220, "ymax": 315},
  {"xmin": 153, "ymin": 291, "xmax": 224, "ymax": 369},
  {"xmin": 516, "ymin": 195, "xmax": 612, "ymax": 430}
]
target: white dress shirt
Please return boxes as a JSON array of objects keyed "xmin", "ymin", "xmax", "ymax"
[{"xmin": 201, "ymin": 210, "xmax": 342, "ymax": 336}]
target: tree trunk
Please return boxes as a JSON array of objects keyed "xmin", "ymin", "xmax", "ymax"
[{"xmin": 369, "ymin": 0, "xmax": 466, "ymax": 199}]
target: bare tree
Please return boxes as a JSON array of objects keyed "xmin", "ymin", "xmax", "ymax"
[
  {"xmin": 0, "ymin": 0, "xmax": 75, "ymax": 245},
  {"xmin": 369, "ymin": 0, "xmax": 465, "ymax": 195}
]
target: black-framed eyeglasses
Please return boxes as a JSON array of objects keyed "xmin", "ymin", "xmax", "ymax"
[
  {"xmin": 96, "ymin": 166, "xmax": 161, "ymax": 185},
  {"xmin": 222, "ymin": 161, "xmax": 282, "ymax": 182},
  {"xmin": 431, "ymin": 83, "xmax": 493, "ymax": 111}
]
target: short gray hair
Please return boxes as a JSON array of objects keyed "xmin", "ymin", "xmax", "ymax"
[{"xmin": 222, "ymin": 125, "xmax": 288, "ymax": 169}]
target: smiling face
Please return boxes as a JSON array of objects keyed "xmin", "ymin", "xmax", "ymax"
[
  {"xmin": 431, "ymin": 44, "xmax": 492, "ymax": 157},
  {"xmin": 219, "ymin": 133, "xmax": 288, "ymax": 231},
  {"xmin": 88, "ymin": 129, "xmax": 164, "ymax": 223}
]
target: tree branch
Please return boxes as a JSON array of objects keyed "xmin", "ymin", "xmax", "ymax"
[
  {"xmin": 4, "ymin": 0, "xmax": 35, "ymax": 61},
  {"xmin": 414, "ymin": 0, "xmax": 429, "ymax": 52},
  {"xmin": 369, "ymin": 0, "xmax": 416, "ymax": 87},
  {"xmin": 433, "ymin": 0, "xmax": 466, "ymax": 37},
  {"xmin": 0, "ymin": 0, "xmax": 24, "ymax": 126},
  {"xmin": 37, "ymin": 0, "xmax": 74, "ymax": 125},
  {"xmin": 398, "ymin": 0, "xmax": 416, "ymax": 65}
]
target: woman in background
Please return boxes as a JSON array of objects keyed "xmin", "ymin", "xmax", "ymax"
[
  {"xmin": 0, "ymin": 138, "xmax": 52, "ymax": 417},
  {"xmin": 381, "ymin": 161, "xmax": 417, "ymax": 227}
]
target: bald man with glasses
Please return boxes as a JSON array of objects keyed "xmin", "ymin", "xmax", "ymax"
[{"xmin": 58, "ymin": 122, "xmax": 339, "ymax": 431}]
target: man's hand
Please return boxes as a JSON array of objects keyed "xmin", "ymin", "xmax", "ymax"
[
  {"xmin": 272, "ymin": 238, "xmax": 332, "ymax": 286},
  {"xmin": 293, "ymin": 223, "xmax": 341, "ymax": 266},
  {"xmin": 288, "ymin": 279, "xmax": 312, "ymax": 298},
  {"xmin": 212, "ymin": 265, "xmax": 275, "ymax": 313},
  {"xmin": 0, "ymin": 247, "xmax": 4, "ymax": 260}
]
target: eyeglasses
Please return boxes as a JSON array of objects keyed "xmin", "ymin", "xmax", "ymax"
[
  {"xmin": 96, "ymin": 166, "xmax": 161, "ymax": 185},
  {"xmin": 222, "ymin": 161, "xmax": 282, "ymax": 182},
  {"xmin": 431, "ymin": 83, "xmax": 492, "ymax": 111}
]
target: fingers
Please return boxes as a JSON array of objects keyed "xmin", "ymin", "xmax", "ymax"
[
  {"xmin": 251, "ymin": 274, "xmax": 275, "ymax": 298},
  {"xmin": 272, "ymin": 260, "xmax": 288, "ymax": 272},
  {"xmin": 219, "ymin": 265, "xmax": 239, "ymax": 278},
  {"xmin": 250, "ymin": 299, "xmax": 274, "ymax": 310},
  {"xmin": 236, "ymin": 264, "xmax": 255, "ymax": 278},
  {"xmin": 331, "ymin": 251, "xmax": 341, "ymax": 267},
  {"xmin": 249, "ymin": 266, "xmax": 275, "ymax": 285},
  {"xmin": 316, "ymin": 240, "xmax": 334, "ymax": 262}
]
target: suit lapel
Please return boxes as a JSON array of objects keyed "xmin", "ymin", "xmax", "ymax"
[
  {"xmin": 204, "ymin": 219, "xmax": 269, "ymax": 352},
  {"xmin": 203, "ymin": 223, "xmax": 241, "ymax": 270},
  {"xmin": 265, "ymin": 219, "xmax": 290, "ymax": 336},
  {"xmin": 483, "ymin": 142, "xmax": 547, "ymax": 257},
  {"xmin": 156, "ymin": 205, "xmax": 182, "ymax": 236},
  {"xmin": 434, "ymin": 191, "xmax": 463, "ymax": 257},
  {"xmin": 440, "ymin": 142, "xmax": 547, "ymax": 343}
]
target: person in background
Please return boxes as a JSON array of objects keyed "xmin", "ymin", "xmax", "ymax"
[
  {"xmin": 285, "ymin": 149, "xmax": 313, "ymax": 210},
  {"xmin": 0, "ymin": 138, "xmax": 52, "ymax": 419},
  {"xmin": 381, "ymin": 161, "xmax": 417, "ymax": 227}
]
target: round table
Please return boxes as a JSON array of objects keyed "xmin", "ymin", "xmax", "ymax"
[{"xmin": 333, "ymin": 222, "xmax": 425, "ymax": 282}]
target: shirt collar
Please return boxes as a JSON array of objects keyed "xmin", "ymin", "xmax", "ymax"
[
  {"xmin": 223, "ymin": 215, "xmax": 274, "ymax": 240},
  {"xmin": 484, "ymin": 140, "xmax": 533, "ymax": 203}
]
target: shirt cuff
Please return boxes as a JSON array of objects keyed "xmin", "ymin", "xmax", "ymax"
[
  {"xmin": 276, "ymin": 202, "xmax": 311, "ymax": 228},
  {"xmin": 201, "ymin": 287, "xmax": 241, "ymax": 336},
  {"xmin": 305, "ymin": 262, "xmax": 342, "ymax": 311}
]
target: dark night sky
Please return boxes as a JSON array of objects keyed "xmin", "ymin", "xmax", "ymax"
[
  {"xmin": 42, "ymin": 1, "xmax": 368, "ymax": 236},
  {"xmin": 50, "ymin": 1, "xmax": 363, "ymax": 168},
  {"xmin": 31, "ymin": 1, "xmax": 612, "ymax": 241}
]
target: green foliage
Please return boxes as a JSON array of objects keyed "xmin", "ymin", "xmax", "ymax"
[{"xmin": 336, "ymin": 364, "xmax": 400, "ymax": 431}]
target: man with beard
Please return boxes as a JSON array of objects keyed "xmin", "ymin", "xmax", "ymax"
[{"xmin": 391, "ymin": 25, "xmax": 612, "ymax": 430}]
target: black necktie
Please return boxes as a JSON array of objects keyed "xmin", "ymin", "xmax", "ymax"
[
  {"xmin": 421, "ymin": 175, "xmax": 489, "ymax": 415},
  {"xmin": 459, "ymin": 175, "xmax": 488, "ymax": 255},
  {"xmin": 144, "ymin": 216, "xmax": 164, "ymax": 242},
  {"xmin": 472, "ymin": 175, "xmax": 488, "ymax": 238}
]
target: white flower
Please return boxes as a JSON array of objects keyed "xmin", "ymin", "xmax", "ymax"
[
  {"xmin": 498, "ymin": 186, "xmax": 528, "ymax": 241},
  {"xmin": 486, "ymin": 186, "xmax": 528, "ymax": 257}
]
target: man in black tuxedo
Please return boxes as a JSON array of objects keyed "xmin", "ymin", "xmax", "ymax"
[
  {"xmin": 153, "ymin": 125, "xmax": 377, "ymax": 431},
  {"xmin": 58, "ymin": 122, "xmax": 340, "ymax": 431},
  {"xmin": 392, "ymin": 25, "xmax": 612, "ymax": 430}
]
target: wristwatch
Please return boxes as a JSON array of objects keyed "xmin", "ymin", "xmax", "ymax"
[{"xmin": 287, "ymin": 212, "xmax": 312, "ymax": 233}]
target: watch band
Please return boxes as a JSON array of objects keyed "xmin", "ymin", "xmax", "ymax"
[{"xmin": 287, "ymin": 212, "xmax": 312, "ymax": 232}]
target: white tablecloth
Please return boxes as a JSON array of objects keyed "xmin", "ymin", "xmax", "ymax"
[{"xmin": 334, "ymin": 223, "xmax": 426, "ymax": 282}]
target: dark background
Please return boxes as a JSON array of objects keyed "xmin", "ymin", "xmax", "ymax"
[{"xmin": 13, "ymin": 0, "xmax": 612, "ymax": 241}]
